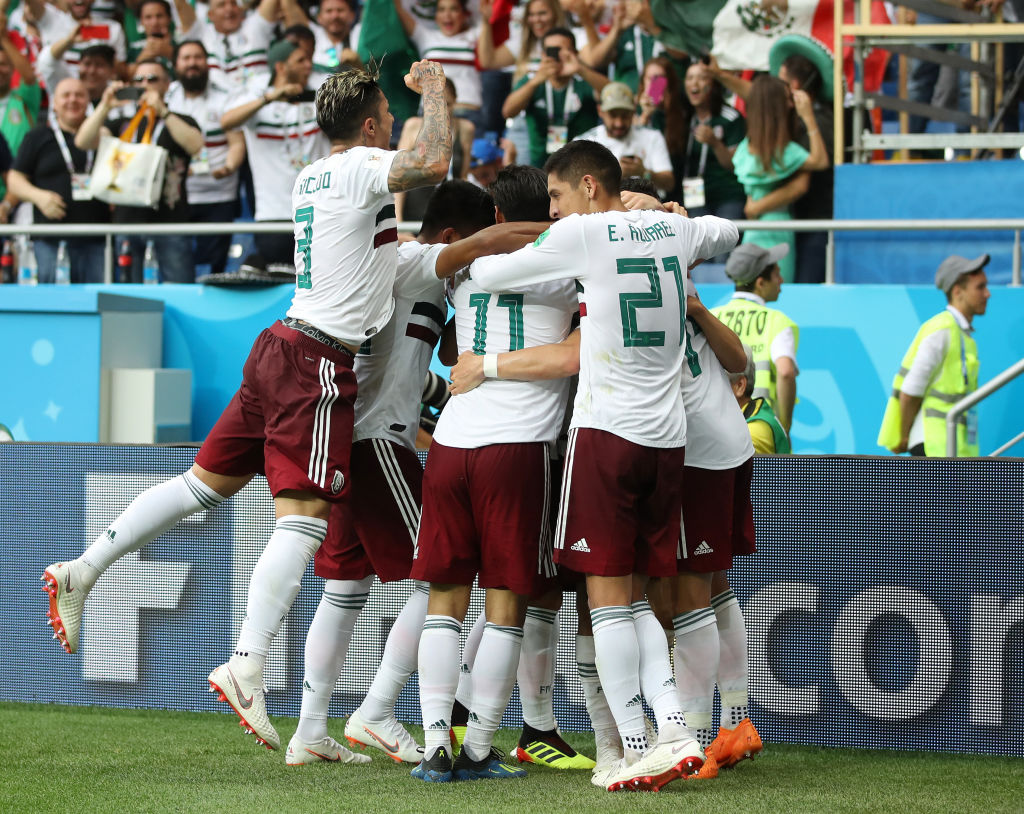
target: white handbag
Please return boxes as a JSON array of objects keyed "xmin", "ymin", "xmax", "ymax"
[{"xmin": 89, "ymin": 103, "xmax": 168, "ymax": 208}]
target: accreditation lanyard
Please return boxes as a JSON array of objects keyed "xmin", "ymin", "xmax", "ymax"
[
  {"xmin": 53, "ymin": 123, "xmax": 95, "ymax": 201},
  {"xmin": 632, "ymin": 26, "xmax": 646, "ymax": 78},
  {"xmin": 686, "ymin": 119, "xmax": 710, "ymax": 177},
  {"xmin": 545, "ymin": 80, "xmax": 578, "ymax": 130}
]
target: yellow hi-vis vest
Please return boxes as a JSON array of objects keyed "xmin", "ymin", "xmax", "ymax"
[
  {"xmin": 877, "ymin": 310, "xmax": 980, "ymax": 457},
  {"xmin": 710, "ymin": 296, "xmax": 798, "ymax": 405}
]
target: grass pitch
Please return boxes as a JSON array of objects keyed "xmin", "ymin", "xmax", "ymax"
[{"xmin": 3, "ymin": 702, "xmax": 1020, "ymax": 814}]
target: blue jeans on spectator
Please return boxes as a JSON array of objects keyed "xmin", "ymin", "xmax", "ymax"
[
  {"xmin": 190, "ymin": 199, "xmax": 240, "ymax": 275},
  {"xmin": 35, "ymin": 237, "xmax": 106, "ymax": 283},
  {"xmin": 117, "ymin": 233, "xmax": 195, "ymax": 283},
  {"xmin": 480, "ymin": 70, "xmax": 512, "ymax": 137}
]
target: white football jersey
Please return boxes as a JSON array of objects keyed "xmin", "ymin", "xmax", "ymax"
[
  {"xmin": 200, "ymin": 13, "xmax": 274, "ymax": 92},
  {"xmin": 472, "ymin": 210, "xmax": 738, "ymax": 448},
  {"xmin": 287, "ymin": 147, "xmax": 399, "ymax": 346},
  {"xmin": 431, "ymin": 256, "xmax": 578, "ymax": 449},
  {"xmin": 353, "ymin": 241, "xmax": 446, "ymax": 449},
  {"xmin": 166, "ymin": 84, "xmax": 239, "ymax": 205},
  {"xmin": 680, "ymin": 317, "xmax": 754, "ymax": 469}
]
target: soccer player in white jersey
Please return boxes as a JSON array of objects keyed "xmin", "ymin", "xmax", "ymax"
[
  {"xmin": 409, "ymin": 165, "xmax": 578, "ymax": 783},
  {"xmin": 468, "ymin": 140, "xmax": 738, "ymax": 792},
  {"xmin": 287, "ymin": 180, "xmax": 498, "ymax": 767},
  {"xmin": 41, "ymin": 62, "xmax": 452, "ymax": 753}
]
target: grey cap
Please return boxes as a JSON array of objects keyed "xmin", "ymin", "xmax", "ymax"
[
  {"xmin": 935, "ymin": 253, "xmax": 989, "ymax": 293},
  {"xmin": 724, "ymin": 243, "xmax": 789, "ymax": 284}
]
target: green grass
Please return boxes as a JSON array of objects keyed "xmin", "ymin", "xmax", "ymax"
[{"xmin": 2, "ymin": 702, "xmax": 1020, "ymax": 814}]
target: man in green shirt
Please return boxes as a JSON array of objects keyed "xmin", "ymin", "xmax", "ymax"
[
  {"xmin": 500, "ymin": 26, "xmax": 607, "ymax": 168},
  {"xmin": 711, "ymin": 243, "xmax": 799, "ymax": 432}
]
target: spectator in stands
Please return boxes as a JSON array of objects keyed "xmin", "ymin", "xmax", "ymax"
[
  {"xmin": 712, "ymin": 243, "xmax": 799, "ymax": 435},
  {"xmin": 730, "ymin": 344, "xmax": 791, "ymax": 454},
  {"xmin": 126, "ymin": 0, "xmax": 183, "ymax": 68},
  {"xmin": 676, "ymin": 59, "xmax": 744, "ymax": 221},
  {"xmin": 196, "ymin": 0, "xmax": 279, "ymax": 93},
  {"xmin": 8, "ymin": 78, "xmax": 109, "ymax": 282},
  {"xmin": 394, "ymin": 0, "xmax": 483, "ymax": 131},
  {"xmin": 579, "ymin": 81, "xmax": 673, "ymax": 194},
  {"xmin": 168, "ymin": 39, "xmax": 245, "ymax": 276},
  {"xmin": 37, "ymin": 38, "xmax": 115, "ymax": 106},
  {"xmin": 468, "ymin": 136, "xmax": 503, "ymax": 187},
  {"xmin": 578, "ymin": 0, "xmax": 672, "ymax": 93},
  {"xmin": 281, "ymin": 0, "xmax": 362, "ymax": 85},
  {"xmin": 879, "ymin": 254, "xmax": 989, "ymax": 457},
  {"xmin": 0, "ymin": 20, "xmax": 40, "ymax": 212},
  {"xmin": 502, "ymin": 26, "xmax": 606, "ymax": 167},
  {"xmin": 32, "ymin": 0, "xmax": 127, "ymax": 76},
  {"xmin": 634, "ymin": 56, "xmax": 684, "ymax": 201},
  {"xmin": 221, "ymin": 38, "xmax": 328, "ymax": 272},
  {"xmin": 731, "ymin": 75, "xmax": 827, "ymax": 282},
  {"xmin": 395, "ymin": 77, "xmax": 473, "ymax": 221},
  {"xmin": 76, "ymin": 60, "xmax": 203, "ymax": 282}
]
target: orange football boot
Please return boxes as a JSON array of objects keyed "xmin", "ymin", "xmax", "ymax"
[{"xmin": 706, "ymin": 718, "xmax": 763, "ymax": 768}]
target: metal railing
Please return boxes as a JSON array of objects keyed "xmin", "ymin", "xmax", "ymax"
[
  {"xmin": 946, "ymin": 358, "xmax": 1024, "ymax": 456},
  {"xmin": 2, "ymin": 217, "xmax": 1023, "ymax": 287}
]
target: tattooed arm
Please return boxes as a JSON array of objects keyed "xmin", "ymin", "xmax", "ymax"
[{"xmin": 387, "ymin": 60, "xmax": 453, "ymax": 193}]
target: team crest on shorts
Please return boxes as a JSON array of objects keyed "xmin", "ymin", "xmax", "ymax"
[{"xmin": 331, "ymin": 470, "xmax": 345, "ymax": 494}]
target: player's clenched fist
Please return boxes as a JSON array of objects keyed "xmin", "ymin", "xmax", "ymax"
[{"xmin": 404, "ymin": 60, "xmax": 446, "ymax": 94}]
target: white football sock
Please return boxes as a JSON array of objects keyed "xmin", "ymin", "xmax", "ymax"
[
  {"xmin": 713, "ymin": 588, "xmax": 750, "ymax": 727},
  {"xmin": 418, "ymin": 614, "xmax": 461, "ymax": 756},
  {"xmin": 576, "ymin": 634, "xmax": 618, "ymax": 739},
  {"xmin": 454, "ymin": 609, "xmax": 487, "ymax": 710},
  {"xmin": 358, "ymin": 582, "xmax": 429, "ymax": 722},
  {"xmin": 517, "ymin": 606, "xmax": 558, "ymax": 731},
  {"xmin": 80, "ymin": 470, "xmax": 224, "ymax": 576},
  {"xmin": 673, "ymin": 607, "xmax": 719, "ymax": 735},
  {"xmin": 632, "ymin": 600, "xmax": 686, "ymax": 734},
  {"xmin": 462, "ymin": 623, "xmax": 524, "ymax": 762},
  {"xmin": 295, "ymin": 576, "xmax": 373, "ymax": 742},
  {"xmin": 229, "ymin": 515, "xmax": 326, "ymax": 679},
  {"xmin": 591, "ymin": 606, "xmax": 647, "ymax": 754}
]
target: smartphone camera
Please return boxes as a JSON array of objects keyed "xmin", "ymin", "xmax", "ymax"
[
  {"xmin": 115, "ymin": 86, "xmax": 145, "ymax": 102},
  {"xmin": 545, "ymin": 45, "xmax": 561, "ymax": 61}
]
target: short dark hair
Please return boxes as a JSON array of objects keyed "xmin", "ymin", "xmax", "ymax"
[
  {"xmin": 315, "ymin": 69, "xmax": 383, "ymax": 141},
  {"xmin": 282, "ymin": 23, "xmax": 315, "ymax": 46},
  {"xmin": 135, "ymin": 58, "xmax": 171, "ymax": 82},
  {"xmin": 173, "ymin": 39, "xmax": 207, "ymax": 61},
  {"xmin": 542, "ymin": 27, "xmax": 577, "ymax": 51},
  {"xmin": 420, "ymin": 180, "xmax": 495, "ymax": 239},
  {"xmin": 544, "ymin": 139, "xmax": 621, "ymax": 198},
  {"xmin": 80, "ymin": 43, "xmax": 116, "ymax": 65},
  {"xmin": 619, "ymin": 175, "xmax": 659, "ymax": 198},
  {"xmin": 736, "ymin": 264, "xmax": 778, "ymax": 294},
  {"xmin": 489, "ymin": 165, "xmax": 549, "ymax": 222},
  {"xmin": 137, "ymin": 0, "xmax": 172, "ymax": 18}
]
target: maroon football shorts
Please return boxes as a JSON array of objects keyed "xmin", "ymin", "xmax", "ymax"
[{"xmin": 678, "ymin": 457, "xmax": 755, "ymax": 573}]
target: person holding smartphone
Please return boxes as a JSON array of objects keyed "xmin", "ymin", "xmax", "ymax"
[
  {"xmin": 501, "ymin": 26, "xmax": 607, "ymax": 168},
  {"xmin": 31, "ymin": 0, "xmax": 128, "ymax": 78}
]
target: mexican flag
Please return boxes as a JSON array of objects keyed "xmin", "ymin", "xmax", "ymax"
[{"xmin": 651, "ymin": 0, "xmax": 891, "ymax": 94}]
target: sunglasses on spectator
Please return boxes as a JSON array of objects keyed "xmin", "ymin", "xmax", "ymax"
[{"xmin": 133, "ymin": 74, "xmax": 162, "ymax": 83}]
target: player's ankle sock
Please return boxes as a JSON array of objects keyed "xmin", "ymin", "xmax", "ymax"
[
  {"xmin": 576, "ymin": 634, "xmax": 619, "ymax": 740},
  {"xmin": 517, "ymin": 606, "xmax": 558, "ymax": 731},
  {"xmin": 232, "ymin": 515, "xmax": 326, "ymax": 676},
  {"xmin": 295, "ymin": 577, "xmax": 372, "ymax": 742},
  {"xmin": 722, "ymin": 704, "xmax": 750, "ymax": 729},
  {"xmin": 454, "ymin": 611, "xmax": 487, "ymax": 711},
  {"xmin": 359, "ymin": 583, "xmax": 428, "ymax": 721},
  {"xmin": 672, "ymin": 607, "xmax": 719, "ymax": 735},
  {"xmin": 591, "ymin": 606, "xmax": 646, "ymax": 750},
  {"xmin": 419, "ymin": 615, "xmax": 461, "ymax": 753},
  {"xmin": 712, "ymin": 589, "xmax": 749, "ymax": 726},
  {"xmin": 80, "ymin": 470, "xmax": 224, "ymax": 575},
  {"xmin": 631, "ymin": 600, "xmax": 685, "ymax": 733},
  {"xmin": 462, "ymin": 623, "xmax": 524, "ymax": 761}
]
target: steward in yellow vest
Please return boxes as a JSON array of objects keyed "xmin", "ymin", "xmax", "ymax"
[
  {"xmin": 712, "ymin": 242, "xmax": 799, "ymax": 432},
  {"xmin": 729, "ymin": 343, "xmax": 792, "ymax": 453},
  {"xmin": 878, "ymin": 254, "xmax": 990, "ymax": 457}
]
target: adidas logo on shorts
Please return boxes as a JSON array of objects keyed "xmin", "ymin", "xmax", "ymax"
[
  {"xmin": 694, "ymin": 540, "xmax": 714, "ymax": 556},
  {"xmin": 571, "ymin": 538, "xmax": 591, "ymax": 553}
]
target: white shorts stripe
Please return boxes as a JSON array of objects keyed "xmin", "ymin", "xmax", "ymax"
[
  {"xmin": 372, "ymin": 438, "xmax": 420, "ymax": 544},
  {"xmin": 308, "ymin": 357, "xmax": 339, "ymax": 487},
  {"xmin": 553, "ymin": 428, "xmax": 578, "ymax": 551}
]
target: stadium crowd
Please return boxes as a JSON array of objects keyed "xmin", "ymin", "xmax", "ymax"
[{"xmin": 0, "ymin": 0, "xmax": 879, "ymax": 285}]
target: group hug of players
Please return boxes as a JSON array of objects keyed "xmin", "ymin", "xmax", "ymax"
[{"xmin": 41, "ymin": 61, "xmax": 764, "ymax": 793}]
